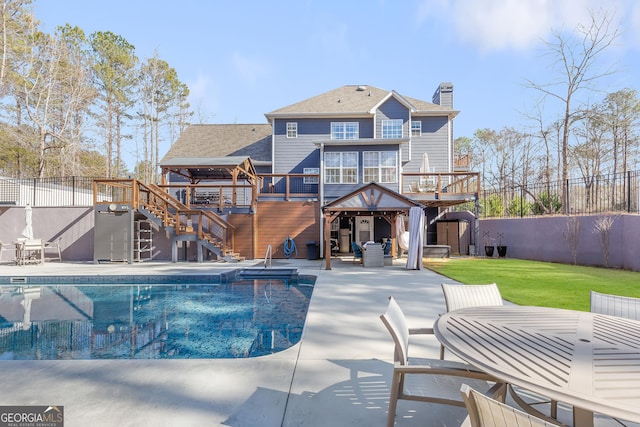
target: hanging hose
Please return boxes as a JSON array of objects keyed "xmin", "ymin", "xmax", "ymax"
[{"xmin": 283, "ymin": 237, "xmax": 297, "ymax": 259}]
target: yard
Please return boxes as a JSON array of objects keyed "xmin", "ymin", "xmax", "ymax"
[{"xmin": 424, "ymin": 258, "xmax": 640, "ymax": 311}]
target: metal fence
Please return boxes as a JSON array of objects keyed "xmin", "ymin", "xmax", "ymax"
[
  {"xmin": 4, "ymin": 171, "xmax": 640, "ymax": 216},
  {"xmin": 0, "ymin": 176, "xmax": 97, "ymax": 207},
  {"xmin": 471, "ymin": 170, "xmax": 640, "ymax": 218}
]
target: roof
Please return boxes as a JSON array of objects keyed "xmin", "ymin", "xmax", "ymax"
[
  {"xmin": 323, "ymin": 182, "xmax": 421, "ymax": 213},
  {"xmin": 265, "ymin": 85, "xmax": 457, "ymax": 120},
  {"xmin": 160, "ymin": 124, "xmax": 272, "ymax": 164},
  {"xmin": 160, "ymin": 156, "xmax": 257, "ymax": 182},
  {"xmin": 160, "ymin": 156, "xmax": 253, "ymax": 168}
]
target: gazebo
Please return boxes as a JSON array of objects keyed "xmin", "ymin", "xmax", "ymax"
[{"xmin": 322, "ymin": 182, "xmax": 422, "ymax": 270}]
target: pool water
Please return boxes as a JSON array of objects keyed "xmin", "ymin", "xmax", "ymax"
[{"xmin": 0, "ymin": 277, "xmax": 314, "ymax": 360}]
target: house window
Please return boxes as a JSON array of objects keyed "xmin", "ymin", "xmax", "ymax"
[
  {"xmin": 287, "ymin": 122, "xmax": 298, "ymax": 138},
  {"xmin": 331, "ymin": 122, "xmax": 359, "ymax": 140},
  {"xmin": 382, "ymin": 119, "xmax": 403, "ymax": 139},
  {"xmin": 411, "ymin": 121, "xmax": 421, "ymax": 136},
  {"xmin": 363, "ymin": 151, "xmax": 398, "ymax": 183},
  {"xmin": 324, "ymin": 152, "xmax": 358, "ymax": 184},
  {"xmin": 303, "ymin": 167, "xmax": 319, "ymax": 184}
]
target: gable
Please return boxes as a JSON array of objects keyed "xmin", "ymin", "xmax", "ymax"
[{"xmin": 324, "ymin": 182, "xmax": 420, "ymax": 212}]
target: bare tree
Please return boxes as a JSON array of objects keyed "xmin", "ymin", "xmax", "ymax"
[
  {"xmin": 13, "ymin": 22, "xmax": 94, "ymax": 177},
  {"xmin": 561, "ymin": 216, "xmax": 580, "ymax": 264},
  {"xmin": 526, "ymin": 10, "xmax": 620, "ymax": 214},
  {"xmin": 593, "ymin": 214, "xmax": 618, "ymax": 267}
]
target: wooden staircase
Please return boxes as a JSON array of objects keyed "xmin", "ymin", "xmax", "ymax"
[
  {"xmin": 95, "ymin": 179, "xmax": 243, "ymax": 262},
  {"xmin": 141, "ymin": 182, "xmax": 244, "ymax": 262}
]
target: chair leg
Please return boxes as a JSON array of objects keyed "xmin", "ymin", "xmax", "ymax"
[{"xmin": 386, "ymin": 370, "xmax": 401, "ymax": 427}]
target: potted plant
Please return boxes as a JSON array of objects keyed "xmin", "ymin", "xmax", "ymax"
[
  {"xmin": 496, "ymin": 232, "xmax": 507, "ymax": 257},
  {"xmin": 483, "ymin": 231, "xmax": 495, "ymax": 257}
]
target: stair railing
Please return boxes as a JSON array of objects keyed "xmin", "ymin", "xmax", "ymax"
[{"xmin": 264, "ymin": 244, "xmax": 272, "ymax": 269}]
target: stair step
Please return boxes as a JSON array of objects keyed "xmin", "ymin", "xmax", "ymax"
[{"xmin": 235, "ymin": 268, "xmax": 298, "ymax": 280}]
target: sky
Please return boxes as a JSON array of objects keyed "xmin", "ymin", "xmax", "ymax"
[{"xmin": 34, "ymin": 0, "xmax": 640, "ymax": 167}]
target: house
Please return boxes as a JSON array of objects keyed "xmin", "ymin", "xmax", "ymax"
[
  {"xmin": 265, "ymin": 83, "xmax": 457, "ymax": 200},
  {"xmin": 153, "ymin": 83, "xmax": 478, "ymax": 264}
]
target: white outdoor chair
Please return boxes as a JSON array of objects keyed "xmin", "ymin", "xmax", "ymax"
[
  {"xmin": 460, "ymin": 384, "xmax": 559, "ymax": 427},
  {"xmin": 590, "ymin": 290, "xmax": 640, "ymax": 320},
  {"xmin": 439, "ymin": 283, "xmax": 503, "ymax": 359},
  {"xmin": 17, "ymin": 239, "xmax": 44, "ymax": 265},
  {"xmin": 380, "ymin": 296, "xmax": 505, "ymax": 427},
  {"xmin": 44, "ymin": 238, "xmax": 62, "ymax": 262},
  {"xmin": 0, "ymin": 240, "xmax": 17, "ymax": 264}
]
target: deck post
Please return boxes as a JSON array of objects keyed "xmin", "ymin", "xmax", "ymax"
[{"xmin": 324, "ymin": 211, "xmax": 332, "ymax": 270}]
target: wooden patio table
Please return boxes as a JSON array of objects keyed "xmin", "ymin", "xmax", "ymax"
[{"xmin": 434, "ymin": 305, "xmax": 640, "ymax": 427}]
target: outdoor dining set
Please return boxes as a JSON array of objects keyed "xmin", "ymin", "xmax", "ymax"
[
  {"xmin": 381, "ymin": 284, "xmax": 640, "ymax": 427},
  {"xmin": 0, "ymin": 204, "xmax": 62, "ymax": 266},
  {"xmin": 0, "ymin": 238, "xmax": 61, "ymax": 266}
]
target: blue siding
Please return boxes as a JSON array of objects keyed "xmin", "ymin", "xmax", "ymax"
[
  {"xmin": 376, "ymin": 98, "xmax": 409, "ymax": 138},
  {"xmin": 273, "ymin": 118, "xmax": 374, "ymax": 175},
  {"xmin": 406, "ymin": 116, "xmax": 449, "ymax": 173}
]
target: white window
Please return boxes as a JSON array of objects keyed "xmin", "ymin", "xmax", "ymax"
[
  {"xmin": 286, "ymin": 122, "xmax": 298, "ymax": 138},
  {"xmin": 331, "ymin": 122, "xmax": 359, "ymax": 140},
  {"xmin": 363, "ymin": 151, "xmax": 398, "ymax": 183},
  {"xmin": 411, "ymin": 121, "xmax": 421, "ymax": 136},
  {"xmin": 303, "ymin": 167, "xmax": 319, "ymax": 184},
  {"xmin": 382, "ymin": 119, "xmax": 403, "ymax": 139},
  {"xmin": 324, "ymin": 152, "xmax": 358, "ymax": 184}
]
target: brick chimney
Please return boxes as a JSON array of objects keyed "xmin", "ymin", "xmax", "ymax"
[{"xmin": 432, "ymin": 82, "xmax": 453, "ymax": 108}]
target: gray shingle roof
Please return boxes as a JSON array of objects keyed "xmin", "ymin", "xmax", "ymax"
[
  {"xmin": 265, "ymin": 85, "xmax": 452, "ymax": 118},
  {"xmin": 160, "ymin": 124, "xmax": 272, "ymax": 163}
]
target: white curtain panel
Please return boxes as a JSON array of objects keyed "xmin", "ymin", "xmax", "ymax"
[
  {"xmin": 405, "ymin": 206, "xmax": 424, "ymax": 270},
  {"xmin": 395, "ymin": 214, "xmax": 410, "ymax": 250}
]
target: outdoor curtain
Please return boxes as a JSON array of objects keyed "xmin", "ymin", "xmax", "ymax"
[
  {"xmin": 395, "ymin": 215, "xmax": 409, "ymax": 251},
  {"xmin": 405, "ymin": 206, "xmax": 424, "ymax": 270}
]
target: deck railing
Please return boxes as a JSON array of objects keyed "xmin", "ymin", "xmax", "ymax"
[
  {"xmin": 401, "ymin": 172, "xmax": 481, "ymax": 198},
  {"xmin": 93, "ymin": 179, "xmax": 235, "ymax": 255},
  {"xmin": 156, "ymin": 183, "xmax": 255, "ymax": 210},
  {"xmin": 257, "ymin": 174, "xmax": 319, "ymax": 201}
]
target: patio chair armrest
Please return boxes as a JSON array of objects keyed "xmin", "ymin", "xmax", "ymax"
[
  {"xmin": 395, "ymin": 362, "xmax": 499, "ymax": 382},
  {"xmin": 409, "ymin": 327, "xmax": 435, "ymax": 335}
]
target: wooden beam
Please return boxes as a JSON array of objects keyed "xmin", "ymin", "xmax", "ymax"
[{"xmin": 324, "ymin": 212, "xmax": 332, "ymax": 270}]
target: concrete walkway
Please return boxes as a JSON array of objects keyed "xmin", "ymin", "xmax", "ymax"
[{"xmin": 0, "ymin": 258, "xmax": 632, "ymax": 426}]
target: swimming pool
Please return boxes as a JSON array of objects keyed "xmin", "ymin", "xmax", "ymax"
[{"xmin": 0, "ymin": 271, "xmax": 315, "ymax": 360}]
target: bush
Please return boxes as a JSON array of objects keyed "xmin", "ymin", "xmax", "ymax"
[
  {"xmin": 531, "ymin": 191, "xmax": 562, "ymax": 215},
  {"xmin": 507, "ymin": 196, "xmax": 531, "ymax": 217},
  {"xmin": 482, "ymin": 194, "xmax": 504, "ymax": 217}
]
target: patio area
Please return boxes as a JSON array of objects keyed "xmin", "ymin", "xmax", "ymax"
[{"xmin": 0, "ymin": 258, "xmax": 635, "ymax": 426}]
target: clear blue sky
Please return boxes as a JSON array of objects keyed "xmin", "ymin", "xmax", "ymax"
[{"xmin": 35, "ymin": 0, "xmax": 640, "ymax": 163}]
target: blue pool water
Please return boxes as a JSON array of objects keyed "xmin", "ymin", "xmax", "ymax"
[{"xmin": 0, "ymin": 272, "xmax": 315, "ymax": 360}]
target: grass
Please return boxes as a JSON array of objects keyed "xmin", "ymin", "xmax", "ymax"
[{"xmin": 423, "ymin": 258, "xmax": 640, "ymax": 312}]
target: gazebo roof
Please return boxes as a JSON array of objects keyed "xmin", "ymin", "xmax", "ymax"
[
  {"xmin": 323, "ymin": 182, "xmax": 421, "ymax": 215},
  {"xmin": 160, "ymin": 156, "xmax": 257, "ymax": 182}
]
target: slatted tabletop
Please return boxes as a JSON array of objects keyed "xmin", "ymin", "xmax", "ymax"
[{"xmin": 434, "ymin": 305, "xmax": 640, "ymax": 426}]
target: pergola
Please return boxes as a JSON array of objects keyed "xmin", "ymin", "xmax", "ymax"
[
  {"xmin": 322, "ymin": 182, "xmax": 422, "ymax": 270},
  {"xmin": 159, "ymin": 156, "xmax": 259, "ymax": 209},
  {"xmin": 160, "ymin": 156, "xmax": 258, "ymax": 184}
]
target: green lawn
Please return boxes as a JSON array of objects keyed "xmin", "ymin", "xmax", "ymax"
[{"xmin": 424, "ymin": 258, "xmax": 640, "ymax": 312}]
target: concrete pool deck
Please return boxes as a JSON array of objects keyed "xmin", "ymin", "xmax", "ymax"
[{"xmin": 0, "ymin": 258, "xmax": 634, "ymax": 426}]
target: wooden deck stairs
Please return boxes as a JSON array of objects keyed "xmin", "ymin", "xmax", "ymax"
[{"xmin": 136, "ymin": 181, "xmax": 243, "ymax": 262}]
